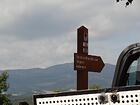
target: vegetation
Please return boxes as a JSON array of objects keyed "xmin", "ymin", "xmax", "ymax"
[
  {"xmin": 11, "ymin": 96, "xmax": 33, "ymax": 105},
  {"xmin": 0, "ymin": 71, "xmax": 12, "ymax": 105},
  {"xmin": 89, "ymin": 84, "xmax": 101, "ymax": 90},
  {"xmin": 116, "ymin": 0, "xmax": 133, "ymax": 7},
  {"xmin": 52, "ymin": 88, "xmax": 68, "ymax": 92}
]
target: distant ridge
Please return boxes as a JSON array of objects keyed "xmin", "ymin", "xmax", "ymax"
[{"xmin": 6, "ymin": 63, "xmax": 115, "ymax": 96}]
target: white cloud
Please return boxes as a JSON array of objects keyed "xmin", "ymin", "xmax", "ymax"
[{"xmin": 0, "ymin": 34, "xmax": 76, "ymax": 69}]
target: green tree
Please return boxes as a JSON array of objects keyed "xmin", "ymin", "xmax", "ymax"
[
  {"xmin": 116, "ymin": 0, "xmax": 133, "ymax": 7},
  {"xmin": 0, "ymin": 71, "xmax": 12, "ymax": 105}
]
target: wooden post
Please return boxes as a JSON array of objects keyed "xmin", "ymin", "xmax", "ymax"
[
  {"xmin": 74, "ymin": 26, "xmax": 104, "ymax": 90},
  {"xmin": 77, "ymin": 26, "xmax": 88, "ymax": 90}
]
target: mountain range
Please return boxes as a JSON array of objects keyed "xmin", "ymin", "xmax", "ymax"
[{"xmin": 1, "ymin": 63, "xmax": 115, "ymax": 97}]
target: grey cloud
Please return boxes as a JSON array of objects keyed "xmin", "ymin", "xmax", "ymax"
[
  {"xmin": 1, "ymin": 0, "xmax": 140, "ymax": 41},
  {"xmin": 1, "ymin": 0, "xmax": 140, "ymax": 69},
  {"xmin": 0, "ymin": 0, "xmax": 113, "ymax": 40},
  {"xmin": 0, "ymin": 4, "xmax": 88, "ymax": 40}
]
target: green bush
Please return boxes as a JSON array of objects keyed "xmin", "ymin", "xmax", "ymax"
[{"xmin": 0, "ymin": 71, "xmax": 12, "ymax": 105}]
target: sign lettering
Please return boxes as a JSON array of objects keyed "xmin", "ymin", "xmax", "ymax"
[{"xmin": 74, "ymin": 53, "xmax": 104, "ymax": 72}]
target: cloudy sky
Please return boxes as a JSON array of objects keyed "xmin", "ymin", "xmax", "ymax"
[{"xmin": 0, "ymin": 0, "xmax": 140, "ymax": 70}]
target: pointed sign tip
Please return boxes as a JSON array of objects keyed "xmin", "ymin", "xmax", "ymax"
[{"xmin": 78, "ymin": 26, "xmax": 88, "ymax": 30}]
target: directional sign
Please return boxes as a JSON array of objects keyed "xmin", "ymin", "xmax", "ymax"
[
  {"xmin": 74, "ymin": 26, "xmax": 105, "ymax": 90},
  {"xmin": 74, "ymin": 53, "xmax": 105, "ymax": 72}
]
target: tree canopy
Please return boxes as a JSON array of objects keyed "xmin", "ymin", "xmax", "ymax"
[
  {"xmin": 0, "ymin": 71, "xmax": 12, "ymax": 105},
  {"xmin": 116, "ymin": 0, "xmax": 133, "ymax": 7}
]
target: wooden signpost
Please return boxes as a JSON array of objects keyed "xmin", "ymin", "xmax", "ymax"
[{"xmin": 74, "ymin": 26, "xmax": 105, "ymax": 90}]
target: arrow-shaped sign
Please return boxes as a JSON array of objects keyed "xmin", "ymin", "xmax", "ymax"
[{"xmin": 74, "ymin": 53, "xmax": 105, "ymax": 72}]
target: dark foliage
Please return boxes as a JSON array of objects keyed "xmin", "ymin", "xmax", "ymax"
[
  {"xmin": 116, "ymin": 0, "xmax": 133, "ymax": 7},
  {"xmin": 19, "ymin": 102, "xmax": 29, "ymax": 105},
  {"xmin": 0, "ymin": 71, "xmax": 12, "ymax": 105}
]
